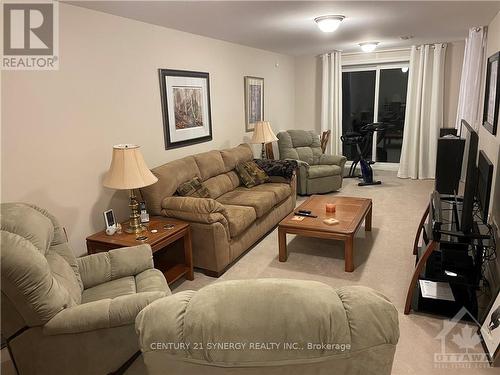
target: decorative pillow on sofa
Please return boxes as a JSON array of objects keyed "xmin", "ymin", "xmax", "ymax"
[
  {"xmin": 235, "ymin": 161, "xmax": 270, "ymax": 188},
  {"xmin": 254, "ymin": 159, "xmax": 298, "ymax": 181},
  {"xmin": 176, "ymin": 177, "xmax": 210, "ymax": 198}
]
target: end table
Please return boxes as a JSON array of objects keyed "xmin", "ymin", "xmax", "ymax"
[{"xmin": 86, "ymin": 216, "xmax": 194, "ymax": 284}]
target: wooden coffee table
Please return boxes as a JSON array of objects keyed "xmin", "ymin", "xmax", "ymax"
[{"xmin": 278, "ymin": 195, "xmax": 372, "ymax": 272}]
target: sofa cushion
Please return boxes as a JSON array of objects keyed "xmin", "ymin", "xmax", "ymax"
[
  {"xmin": 235, "ymin": 161, "xmax": 270, "ymax": 188},
  {"xmin": 223, "ymin": 205, "xmax": 257, "ymax": 237},
  {"xmin": 217, "ymin": 190, "xmax": 275, "ymax": 218},
  {"xmin": 220, "ymin": 144, "xmax": 253, "ymax": 171},
  {"xmin": 141, "ymin": 156, "xmax": 201, "ymax": 216},
  {"xmin": 203, "ymin": 172, "xmax": 240, "ymax": 199},
  {"xmin": 46, "ymin": 251, "xmax": 82, "ymax": 305},
  {"xmin": 194, "ymin": 151, "xmax": 226, "ymax": 181},
  {"xmin": 235, "ymin": 183, "xmax": 291, "ymax": 205},
  {"xmin": 176, "ymin": 177, "xmax": 210, "ymax": 198},
  {"xmin": 308, "ymin": 164, "xmax": 342, "ymax": 179}
]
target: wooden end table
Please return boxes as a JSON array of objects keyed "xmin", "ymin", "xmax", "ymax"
[
  {"xmin": 86, "ymin": 216, "xmax": 194, "ymax": 284},
  {"xmin": 278, "ymin": 195, "xmax": 372, "ymax": 272}
]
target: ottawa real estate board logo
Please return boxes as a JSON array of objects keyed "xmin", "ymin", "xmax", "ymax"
[{"xmin": 2, "ymin": 0, "xmax": 59, "ymax": 70}]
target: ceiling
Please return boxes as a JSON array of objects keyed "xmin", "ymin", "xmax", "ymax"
[{"xmin": 68, "ymin": 1, "xmax": 500, "ymax": 56}]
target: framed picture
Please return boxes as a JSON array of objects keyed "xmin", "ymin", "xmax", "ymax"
[
  {"xmin": 479, "ymin": 290, "xmax": 500, "ymax": 365},
  {"xmin": 103, "ymin": 209, "xmax": 116, "ymax": 229},
  {"xmin": 483, "ymin": 52, "xmax": 499, "ymax": 136},
  {"xmin": 159, "ymin": 69, "xmax": 212, "ymax": 149},
  {"xmin": 244, "ymin": 76, "xmax": 264, "ymax": 132}
]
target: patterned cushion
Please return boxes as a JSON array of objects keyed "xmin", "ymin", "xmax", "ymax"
[
  {"xmin": 235, "ymin": 161, "xmax": 270, "ymax": 188},
  {"xmin": 176, "ymin": 177, "xmax": 210, "ymax": 198}
]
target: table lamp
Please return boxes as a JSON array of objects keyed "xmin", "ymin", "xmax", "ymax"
[
  {"xmin": 251, "ymin": 121, "xmax": 278, "ymax": 159},
  {"xmin": 103, "ymin": 144, "xmax": 158, "ymax": 233}
]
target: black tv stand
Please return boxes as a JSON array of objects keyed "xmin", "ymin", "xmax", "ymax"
[{"xmin": 404, "ymin": 191, "xmax": 493, "ymax": 319}]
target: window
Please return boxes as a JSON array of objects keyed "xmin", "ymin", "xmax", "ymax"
[{"xmin": 342, "ymin": 64, "xmax": 409, "ymax": 163}]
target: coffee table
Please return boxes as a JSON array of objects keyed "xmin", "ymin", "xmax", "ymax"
[{"xmin": 278, "ymin": 195, "xmax": 372, "ymax": 272}]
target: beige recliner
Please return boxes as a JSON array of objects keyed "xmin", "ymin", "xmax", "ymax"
[
  {"xmin": 0, "ymin": 203, "xmax": 170, "ymax": 375},
  {"xmin": 136, "ymin": 279, "xmax": 399, "ymax": 375},
  {"xmin": 277, "ymin": 130, "xmax": 347, "ymax": 195}
]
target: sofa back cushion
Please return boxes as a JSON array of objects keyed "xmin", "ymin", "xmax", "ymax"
[
  {"xmin": 220, "ymin": 144, "xmax": 254, "ymax": 171},
  {"xmin": 141, "ymin": 156, "xmax": 201, "ymax": 215},
  {"xmin": 193, "ymin": 151, "xmax": 226, "ymax": 181}
]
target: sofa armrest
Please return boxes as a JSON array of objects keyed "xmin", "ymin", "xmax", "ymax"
[
  {"xmin": 77, "ymin": 245, "xmax": 153, "ymax": 289},
  {"xmin": 319, "ymin": 154, "xmax": 347, "ymax": 168},
  {"xmin": 43, "ymin": 291, "xmax": 166, "ymax": 335},
  {"xmin": 161, "ymin": 196, "xmax": 229, "ymax": 227}
]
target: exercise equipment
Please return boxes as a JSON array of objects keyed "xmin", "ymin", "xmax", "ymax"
[{"xmin": 340, "ymin": 122, "xmax": 391, "ymax": 186}]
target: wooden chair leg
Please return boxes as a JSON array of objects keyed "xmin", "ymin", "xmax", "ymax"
[
  {"xmin": 404, "ymin": 240, "xmax": 438, "ymax": 314},
  {"xmin": 413, "ymin": 204, "xmax": 430, "ymax": 255}
]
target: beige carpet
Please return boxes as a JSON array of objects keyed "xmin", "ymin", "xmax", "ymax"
[{"xmin": 170, "ymin": 171, "xmax": 497, "ymax": 375}]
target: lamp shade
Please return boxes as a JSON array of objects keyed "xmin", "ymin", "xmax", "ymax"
[
  {"xmin": 251, "ymin": 121, "xmax": 278, "ymax": 144},
  {"xmin": 103, "ymin": 144, "xmax": 158, "ymax": 190}
]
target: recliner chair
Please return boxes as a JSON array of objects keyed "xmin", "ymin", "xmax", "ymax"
[
  {"xmin": 277, "ymin": 130, "xmax": 347, "ymax": 195},
  {"xmin": 0, "ymin": 203, "xmax": 170, "ymax": 375}
]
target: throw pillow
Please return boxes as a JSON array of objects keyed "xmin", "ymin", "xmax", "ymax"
[
  {"xmin": 235, "ymin": 161, "xmax": 270, "ymax": 188},
  {"xmin": 177, "ymin": 177, "xmax": 210, "ymax": 198}
]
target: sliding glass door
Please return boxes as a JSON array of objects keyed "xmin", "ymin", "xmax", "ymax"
[{"xmin": 342, "ymin": 64, "xmax": 409, "ymax": 163}]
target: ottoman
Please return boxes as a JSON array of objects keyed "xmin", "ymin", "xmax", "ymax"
[{"xmin": 136, "ymin": 279, "xmax": 399, "ymax": 374}]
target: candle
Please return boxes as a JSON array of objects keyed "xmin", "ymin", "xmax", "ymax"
[{"xmin": 326, "ymin": 203, "xmax": 336, "ymax": 213}]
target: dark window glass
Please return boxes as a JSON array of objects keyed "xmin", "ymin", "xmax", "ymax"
[
  {"xmin": 341, "ymin": 71, "xmax": 376, "ymax": 160},
  {"xmin": 376, "ymin": 68, "xmax": 408, "ymax": 162}
]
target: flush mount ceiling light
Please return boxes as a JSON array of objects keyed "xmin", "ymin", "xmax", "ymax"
[
  {"xmin": 359, "ymin": 42, "xmax": 379, "ymax": 53},
  {"xmin": 314, "ymin": 15, "xmax": 345, "ymax": 33}
]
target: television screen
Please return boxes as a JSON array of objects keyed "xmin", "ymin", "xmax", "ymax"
[
  {"xmin": 477, "ymin": 150, "xmax": 493, "ymax": 224},
  {"xmin": 460, "ymin": 120, "xmax": 478, "ymax": 233}
]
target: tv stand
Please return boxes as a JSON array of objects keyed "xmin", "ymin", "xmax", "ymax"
[{"xmin": 404, "ymin": 191, "xmax": 492, "ymax": 318}]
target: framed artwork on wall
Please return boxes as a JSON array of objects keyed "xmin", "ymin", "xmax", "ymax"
[
  {"xmin": 158, "ymin": 69, "xmax": 213, "ymax": 149},
  {"xmin": 244, "ymin": 76, "xmax": 264, "ymax": 132},
  {"xmin": 483, "ymin": 51, "xmax": 499, "ymax": 136}
]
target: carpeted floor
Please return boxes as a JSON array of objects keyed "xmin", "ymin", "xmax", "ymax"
[
  {"xmin": 170, "ymin": 171, "xmax": 498, "ymax": 374},
  {"xmin": 2, "ymin": 171, "xmax": 496, "ymax": 374}
]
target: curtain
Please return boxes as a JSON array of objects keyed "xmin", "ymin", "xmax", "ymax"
[
  {"xmin": 320, "ymin": 51, "xmax": 342, "ymax": 155},
  {"xmin": 398, "ymin": 44, "xmax": 447, "ymax": 180},
  {"xmin": 455, "ymin": 27, "xmax": 488, "ymax": 131}
]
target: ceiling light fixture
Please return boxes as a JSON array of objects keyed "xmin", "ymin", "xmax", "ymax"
[
  {"xmin": 359, "ymin": 42, "xmax": 379, "ymax": 53},
  {"xmin": 314, "ymin": 15, "xmax": 345, "ymax": 33}
]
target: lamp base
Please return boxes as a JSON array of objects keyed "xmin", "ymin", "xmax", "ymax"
[
  {"xmin": 124, "ymin": 224, "xmax": 147, "ymax": 234},
  {"xmin": 126, "ymin": 189, "xmax": 145, "ymax": 234}
]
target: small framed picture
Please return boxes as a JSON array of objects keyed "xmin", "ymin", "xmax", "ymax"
[
  {"xmin": 479, "ymin": 290, "xmax": 500, "ymax": 365},
  {"xmin": 244, "ymin": 76, "xmax": 264, "ymax": 132},
  {"xmin": 103, "ymin": 209, "xmax": 116, "ymax": 229},
  {"xmin": 483, "ymin": 51, "xmax": 500, "ymax": 135}
]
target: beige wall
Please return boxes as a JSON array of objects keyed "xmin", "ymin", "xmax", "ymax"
[
  {"xmin": 294, "ymin": 41, "xmax": 465, "ymax": 132},
  {"xmin": 1, "ymin": 3, "xmax": 295, "ymax": 255},
  {"xmin": 478, "ymin": 11, "xmax": 500, "ymax": 231}
]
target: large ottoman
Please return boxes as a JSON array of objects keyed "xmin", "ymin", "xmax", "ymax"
[{"xmin": 136, "ymin": 279, "xmax": 399, "ymax": 375}]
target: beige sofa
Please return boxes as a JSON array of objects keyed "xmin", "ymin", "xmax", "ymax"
[
  {"xmin": 0, "ymin": 203, "xmax": 170, "ymax": 375},
  {"xmin": 141, "ymin": 144, "xmax": 296, "ymax": 276},
  {"xmin": 136, "ymin": 279, "xmax": 400, "ymax": 375}
]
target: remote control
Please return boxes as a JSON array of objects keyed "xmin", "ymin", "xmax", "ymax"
[
  {"xmin": 294, "ymin": 212, "xmax": 318, "ymax": 218},
  {"xmin": 298, "ymin": 210, "xmax": 312, "ymax": 214}
]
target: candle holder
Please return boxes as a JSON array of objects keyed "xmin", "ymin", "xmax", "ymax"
[{"xmin": 326, "ymin": 203, "xmax": 336, "ymax": 213}]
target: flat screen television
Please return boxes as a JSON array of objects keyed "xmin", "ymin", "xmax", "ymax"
[
  {"xmin": 459, "ymin": 120, "xmax": 478, "ymax": 234},
  {"xmin": 476, "ymin": 150, "xmax": 494, "ymax": 224}
]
